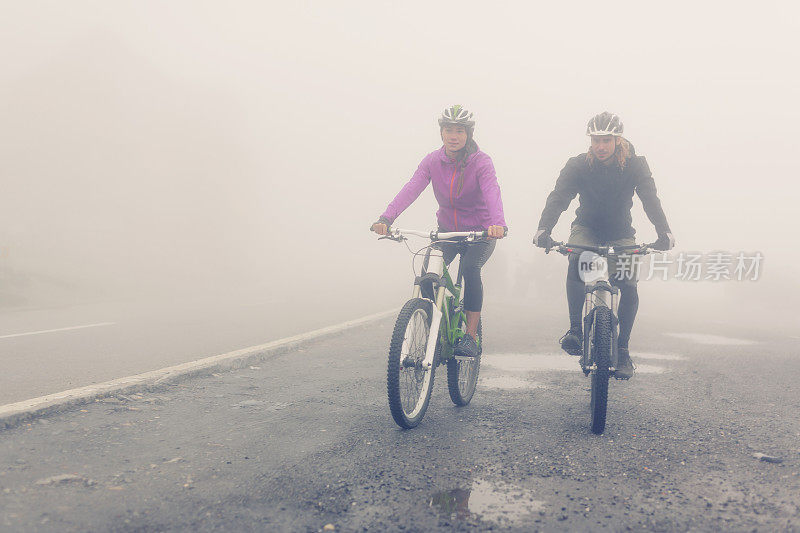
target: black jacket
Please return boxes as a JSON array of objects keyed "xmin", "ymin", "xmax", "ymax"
[{"xmin": 537, "ymin": 150, "xmax": 671, "ymax": 241}]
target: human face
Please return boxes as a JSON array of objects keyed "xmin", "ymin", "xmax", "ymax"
[
  {"xmin": 441, "ymin": 125, "xmax": 468, "ymax": 154},
  {"xmin": 590, "ymin": 135, "xmax": 619, "ymax": 162}
]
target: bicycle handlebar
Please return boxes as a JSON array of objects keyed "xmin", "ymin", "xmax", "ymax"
[
  {"xmin": 387, "ymin": 227, "xmax": 489, "ymax": 241},
  {"xmin": 379, "ymin": 227, "xmax": 505, "ymax": 242},
  {"xmin": 547, "ymin": 240, "xmax": 659, "ymax": 256}
]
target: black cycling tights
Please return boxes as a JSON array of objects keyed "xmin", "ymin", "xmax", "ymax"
[
  {"xmin": 437, "ymin": 239, "xmax": 496, "ymax": 312},
  {"xmin": 567, "ymin": 254, "xmax": 639, "ymax": 348}
]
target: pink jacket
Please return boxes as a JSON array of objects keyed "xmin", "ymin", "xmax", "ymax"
[{"xmin": 381, "ymin": 145, "xmax": 506, "ymax": 231}]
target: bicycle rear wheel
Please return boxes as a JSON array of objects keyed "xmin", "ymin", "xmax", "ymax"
[
  {"xmin": 387, "ymin": 298, "xmax": 437, "ymax": 429},
  {"xmin": 589, "ymin": 306, "xmax": 612, "ymax": 434},
  {"xmin": 447, "ymin": 317, "xmax": 482, "ymax": 406}
]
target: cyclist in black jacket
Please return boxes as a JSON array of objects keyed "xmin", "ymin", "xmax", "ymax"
[{"xmin": 533, "ymin": 112, "xmax": 675, "ymax": 379}]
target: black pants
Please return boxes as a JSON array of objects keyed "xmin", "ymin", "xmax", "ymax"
[
  {"xmin": 437, "ymin": 239, "xmax": 496, "ymax": 312},
  {"xmin": 566, "ymin": 254, "xmax": 639, "ymax": 348}
]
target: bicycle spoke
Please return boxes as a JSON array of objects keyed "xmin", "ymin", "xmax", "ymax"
[{"xmin": 398, "ymin": 310, "xmax": 430, "ymax": 415}]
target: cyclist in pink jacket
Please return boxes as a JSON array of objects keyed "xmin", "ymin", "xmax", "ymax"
[{"xmin": 371, "ymin": 105, "xmax": 507, "ymax": 359}]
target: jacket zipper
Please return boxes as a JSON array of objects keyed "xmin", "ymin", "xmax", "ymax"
[{"xmin": 448, "ymin": 164, "xmax": 458, "ymax": 230}]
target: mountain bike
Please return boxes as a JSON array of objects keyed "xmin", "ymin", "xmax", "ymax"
[
  {"xmin": 379, "ymin": 228, "xmax": 491, "ymax": 429},
  {"xmin": 545, "ymin": 240, "xmax": 655, "ymax": 434}
]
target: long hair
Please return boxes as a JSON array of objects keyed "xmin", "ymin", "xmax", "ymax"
[
  {"xmin": 586, "ymin": 137, "xmax": 632, "ymax": 170},
  {"xmin": 441, "ymin": 126, "xmax": 478, "ymax": 194},
  {"xmin": 453, "ymin": 138, "xmax": 477, "ymax": 194}
]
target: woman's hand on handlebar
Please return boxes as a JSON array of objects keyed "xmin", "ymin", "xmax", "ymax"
[
  {"xmin": 488, "ymin": 225, "xmax": 506, "ymax": 239},
  {"xmin": 371, "ymin": 222, "xmax": 389, "ymax": 236}
]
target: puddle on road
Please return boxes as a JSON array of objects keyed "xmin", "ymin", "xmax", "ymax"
[
  {"xmin": 483, "ymin": 353, "xmax": 574, "ymax": 372},
  {"xmin": 429, "ymin": 478, "xmax": 545, "ymax": 525},
  {"xmin": 628, "ymin": 363, "xmax": 665, "ymax": 374},
  {"xmin": 634, "ymin": 352, "xmax": 687, "ymax": 361},
  {"xmin": 665, "ymin": 333, "xmax": 757, "ymax": 345},
  {"xmin": 479, "ymin": 376, "xmax": 543, "ymax": 390},
  {"xmin": 231, "ymin": 400, "xmax": 290, "ymax": 411},
  {"xmin": 483, "ymin": 353, "xmax": 665, "ymax": 374}
]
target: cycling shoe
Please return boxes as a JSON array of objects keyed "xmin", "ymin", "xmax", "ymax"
[
  {"xmin": 614, "ymin": 347, "xmax": 635, "ymax": 380},
  {"xmin": 453, "ymin": 333, "xmax": 479, "ymax": 358},
  {"xmin": 560, "ymin": 328, "xmax": 583, "ymax": 356}
]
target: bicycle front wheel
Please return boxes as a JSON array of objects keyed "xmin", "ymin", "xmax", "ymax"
[
  {"xmin": 387, "ymin": 298, "xmax": 437, "ymax": 429},
  {"xmin": 447, "ymin": 318, "xmax": 482, "ymax": 406},
  {"xmin": 589, "ymin": 306, "xmax": 612, "ymax": 434}
]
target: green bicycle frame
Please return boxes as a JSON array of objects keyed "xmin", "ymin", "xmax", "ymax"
[{"xmin": 411, "ymin": 249, "xmax": 467, "ymax": 362}]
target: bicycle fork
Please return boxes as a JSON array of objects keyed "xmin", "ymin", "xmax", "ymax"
[
  {"xmin": 421, "ymin": 288, "xmax": 445, "ymax": 369},
  {"xmin": 418, "ymin": 253, "xmax": 446, "ymax": 370},
  {"xmin": 583, "ymin": 283, "xmax": 619, "ymax": 370}
]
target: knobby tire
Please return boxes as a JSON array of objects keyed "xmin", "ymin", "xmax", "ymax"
[
  {"xmin": 590, "ymin": 306, "xmax": 612, "ymax": 434},
  {"xmin": 387, "ymin": 298, "xmax": 436, "ymax": 429}
]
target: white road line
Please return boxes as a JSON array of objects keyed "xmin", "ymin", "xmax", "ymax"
[
  {"xmin": 0, "ymin": 309, "xmax": 397, "ymax": 427},
  {"xmin": 0, "ymin": 322, "xmax": 116, "ymax": 340},
  {"xmin": 665, "ymin": 332, "xmax": 757, "ymax": 345}
]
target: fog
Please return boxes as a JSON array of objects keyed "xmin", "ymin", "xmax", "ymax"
[{"xmin": 1, "ymin": 1, "xmax": 797, "ymax": 331}]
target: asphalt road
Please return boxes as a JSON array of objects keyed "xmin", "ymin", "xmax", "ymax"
[
  {"xmin": 0, "ymin": 293, "xmax": 395, "ymax": 405},
  {"xmin": 1, "ymin": 299, "xmax": 799, "ymax": 532}
]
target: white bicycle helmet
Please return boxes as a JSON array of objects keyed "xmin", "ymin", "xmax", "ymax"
[
  {"xmin": 438, "ymin": 104, "xmax": 475, "ymax": 129},
  {"xmin": 586, "ymin": 112, "xmax": 624, "ymax": 136}
]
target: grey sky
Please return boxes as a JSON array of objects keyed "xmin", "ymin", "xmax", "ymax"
[{"xmin": 0, "ymin": 2, "xmax": 796, "ymax": 319}]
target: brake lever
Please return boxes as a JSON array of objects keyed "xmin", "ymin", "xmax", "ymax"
[{"xmin": 544, "ymin": 240, "xmax": 565, "ymax": 254}]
